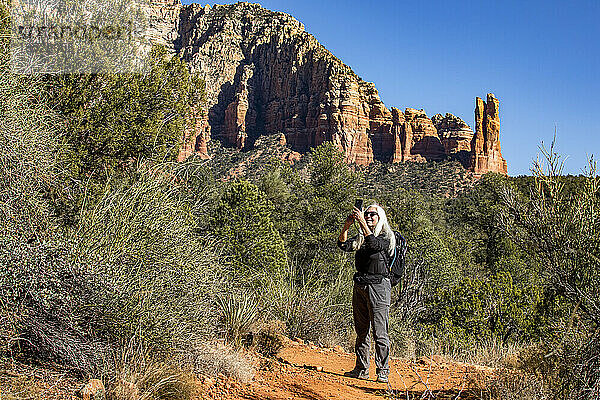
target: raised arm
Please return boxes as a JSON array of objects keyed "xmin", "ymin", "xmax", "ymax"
[{"xmin": 338, "ymin": 213, "xmax": 354, "ymax": 243}]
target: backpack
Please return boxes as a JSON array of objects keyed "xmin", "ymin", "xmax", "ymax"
[{"xmin": 387, "ymin": 231, "xmax": 407, "ymax": 288}]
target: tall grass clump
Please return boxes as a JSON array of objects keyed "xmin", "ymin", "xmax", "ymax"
[
  {"xmin": 262, "ymin": 259, "xmax": 353, "ymax": 347},
  {"xmin": 2, "ymin": 159, "xmax": 229, "ymax": 377},
  {"xmin": 0, "ymin": 59, "xmax": 228, "ymax": 382},
  {"xmin": 0, "ymin": 14, "xmax": 67, "ymax": 355},
  {"xmin": 68, "ymin": 164, "xmax": 224, "ymax": 351}
]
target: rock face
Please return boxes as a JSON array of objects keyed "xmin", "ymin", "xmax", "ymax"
[
  {"xmin": 404, "ymin": 108, "xmax": 445, "ymax": 162},
  {"xmin": 178, "ymin": 106, "xmax": 211, "ymax": 161},
  {"xmin": 432, "ymin": 113, "xmax": 474, "ymax": 168},
  {"xmin": 470, "ymin": 94, "xmax": 508, "ymax": 175},
  {"xmin": 145, "ymin": 1, "xmax": 507, "ymax": 174}
]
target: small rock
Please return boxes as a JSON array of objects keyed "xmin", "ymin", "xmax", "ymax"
[
  {"xmin": 315, "ymin": 366, "xmax": 323, "ymax": 372},
  {"xmin": 204, "ymin": 377, "xmax": 215, "ymax": 387},
  {"xmin": 333, "ymin": 345, "xmax": 344, "ymax": 353},
  {"xmin": 78, "ymin": 379, "xmax": 105, "ymax": 400}
]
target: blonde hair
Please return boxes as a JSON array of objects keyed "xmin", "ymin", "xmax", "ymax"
[{"xmin": 353, "ymin": 204, "xmax": 395, "ymax": 257}]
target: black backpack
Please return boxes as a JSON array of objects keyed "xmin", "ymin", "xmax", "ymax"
[{"xmin": 387, "ymin": 231, "xmax": 407, "ymax": 287}]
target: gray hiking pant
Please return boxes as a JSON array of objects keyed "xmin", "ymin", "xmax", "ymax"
[{"xmin": 352, "ymin": 277, "xmax": 391, "ymax": 374}]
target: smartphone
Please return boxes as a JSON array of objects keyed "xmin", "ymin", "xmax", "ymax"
[{"xmin": 354, "ymin": 198, "xmax": 363, "ymax": 210}]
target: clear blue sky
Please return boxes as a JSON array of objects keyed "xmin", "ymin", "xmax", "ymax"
[{"xmin": 182, "ymin": 0, "xmax": 600, "ymax": 176}]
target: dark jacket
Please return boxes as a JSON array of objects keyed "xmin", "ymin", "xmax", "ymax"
[{"xmin": 338, "ymin": 233, "xmax": 391, "ymax": 275}]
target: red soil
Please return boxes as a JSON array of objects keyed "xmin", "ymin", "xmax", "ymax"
[
  {"xmin": 0, "ymin": 339, "xmax": 494, "ymax": 399},
  {"xmin": 199, "ymin": 339, "xmax": 494, "ymax": 400}
]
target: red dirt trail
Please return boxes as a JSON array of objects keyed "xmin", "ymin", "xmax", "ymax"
[
  {"xmin": 200, "ymin": 338, "xmax": 494, "ymax": 400},
  {"xmin": 0, "ymin": 338, "xmax": 494, "ymax": 399}
]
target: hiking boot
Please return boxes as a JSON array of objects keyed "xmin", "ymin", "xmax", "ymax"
[
  {"xmin": 376, "ymin": 371, "xmax": 389, "ymax": 383},
  {"xmin": 343, "ymin": 368, "xmax": 369, "ymax": 380}
]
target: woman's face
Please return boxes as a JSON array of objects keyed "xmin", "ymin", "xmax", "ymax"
[{"xmin": 364, "ymin": 206, "xmax": 379, "ymax": 230}]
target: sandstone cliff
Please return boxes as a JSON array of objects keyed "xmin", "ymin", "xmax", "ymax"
[{"xmin": 142, "ymin": 1, "xmax": 507, "ymax": 174}]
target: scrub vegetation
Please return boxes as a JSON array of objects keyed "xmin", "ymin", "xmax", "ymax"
[{"xmin": 1, "ymin": 5, "xmax": 598, "ymax": 397}]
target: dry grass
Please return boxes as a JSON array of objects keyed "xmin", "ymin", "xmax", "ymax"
[
  {"xmin": 390, "ymin": 325, "xmax": 520, "ymax": 370},
  {"xmin": 479, "ymin": 369, "xmax": 549, "ymax": 400},
  {"xmin": 177, "ymin": 342, "xmax": 254, "ymax": 383},
  {"xmin": 111, "ymin": 362, "xmax": 197, "ymax": 400}
]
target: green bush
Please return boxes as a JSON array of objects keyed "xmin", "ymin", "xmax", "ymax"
[
  {"xmin": 262, "ymin": 260, "xmax": 353, "ymax": 346},
  {"xmin": 44, "ymin": 46, "xmax": 205, "ymax": 180},
  {"xmin": 212, "ymin": 180, "xmax": 287, "ymax": 279},
  {"xmin": 1, "ymin": 165, "xmax": 225, "ymax": 375},
  {"xmin": 427, "ymin": 272, "xmax": 543, "ymax": 347}
]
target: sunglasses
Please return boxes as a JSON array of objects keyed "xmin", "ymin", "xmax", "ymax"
[{"xmin": 364, "ymin": 211, "xmax": 379, "ymax": 218}]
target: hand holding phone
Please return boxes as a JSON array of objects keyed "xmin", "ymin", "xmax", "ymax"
[{"xmin": 354, "ymin": 198, "xmax": 364, "ymax": 211}]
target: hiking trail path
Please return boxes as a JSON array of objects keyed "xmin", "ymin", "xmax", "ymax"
[{"xmin": 201, "ymin": 338, "xmax": 494, "ymax": 399}]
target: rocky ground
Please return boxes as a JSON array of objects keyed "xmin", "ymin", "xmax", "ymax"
[{"xmin": 1, "ymin": 338, "xmax": 495, "ymax": 399}]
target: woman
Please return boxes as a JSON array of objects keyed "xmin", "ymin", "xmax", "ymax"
[{"xmin": 337, "ymin": 203, "xmax": 395, "ymax": 383}]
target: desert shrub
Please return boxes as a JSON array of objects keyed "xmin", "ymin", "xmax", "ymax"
[
  {"xmin": 110, "ymin": 346, "xmax": 197, "ymax": 400},
  {"xmin": 1, "ymin": 162, "xmax": 225, "ymax": 376},
  {"xmin": 0, "ymin": 238, "xmax": 114, "ymax": 374},
  {"xmin": 0, "ymin": 17, "xmax": 235, "ymax": 386},
  {"xmin": 0, "ymin": 36, "xmax": 68, "ymax": 355},
  {"xmin": 482, "ymin": 369, "xmax": 549, "ymax": 400},
  {"xmin": 501, "ymin": 143, "xmax": 600, "ymax": 398},
  {"xmin": 262, "ymin": 259, "xmax": 353, "ymax": 346},
  {"xmin": 216, "ymin": 291, "xmax": 259, "ymax": 348},
  {"xmin": 264, "ymin": 143, "xmax": 359, "ymax": 271},
  {"xmin": 0, "ymin": 73, "xmax": 60, "ymax": 241},
  {"xmin": 424, "ymin": 272, "xmax": 543, "ymax": 348},
  {"xmin": 252, "ymin": 320, "xmax": 286, "ymax": 357},
  {"xmin": 443, "ymin": 173, "xmax": 528, "ymax": 276},
  {"xmin": 68, "ymin": 165, "xmax": 223, "ymax": 350}
]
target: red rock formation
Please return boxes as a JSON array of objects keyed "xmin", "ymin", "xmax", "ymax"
[
  {"xmin": 432, "ymin": 113, "xmax": 474, "ymax": 168},
  {"xmin": 401, "ymin": 122, "xmax": 413, "ymax": 162},
  {"xmin": 223, "ymin": 65, "xmax": 256, "ymax": 149},
  {"xmin": 173, "ymin": 3, "xmax": 402, "ymax": 165},
  {"xmin": 149, "ymin": 1, "xmax": 507, "ymax": 174},
  {"xmin": 404, "ymin": 108, "xmax": 445, "ymax": 161},
  {"xmin": 390, "ymin": 107, "xmax": 404, "ymax": 163},
  {"xmin": 470, "ymin": 94, "xmax": 508, "ymax": 175},
  {"xmin": 178, "ymin": 107, "xmax": 211, "ymax": 161}
]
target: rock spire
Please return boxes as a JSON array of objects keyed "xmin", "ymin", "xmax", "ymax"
[{"xmin": 470, "ymin": 94, "xmax": 508, "ymax": 175}]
